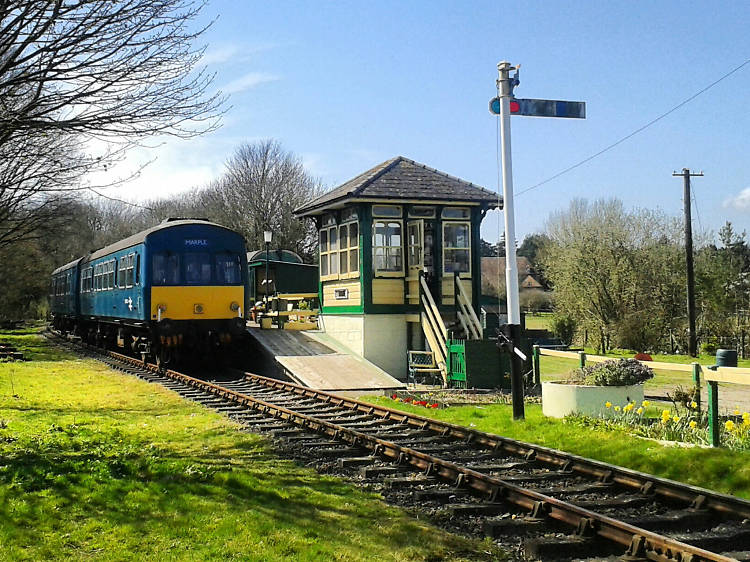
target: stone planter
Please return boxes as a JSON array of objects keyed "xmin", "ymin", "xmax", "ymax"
[{"xmin": 541, "ymin": 381, "xmax": 644, "ymax": 419}]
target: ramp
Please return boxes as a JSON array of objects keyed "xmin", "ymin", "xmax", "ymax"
[{"xmin": 246, "ymin": 326, "xmax": 405, "ymax": 392}]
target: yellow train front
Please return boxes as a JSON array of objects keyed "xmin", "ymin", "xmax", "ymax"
[{"xmin": 144, "ymin": 219, "xmax": 247, "ymax": 364}]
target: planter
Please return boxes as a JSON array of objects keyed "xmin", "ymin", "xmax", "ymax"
[{"xmin": 541, "ymin": 381, "xmax": 644, "ymax": 419}]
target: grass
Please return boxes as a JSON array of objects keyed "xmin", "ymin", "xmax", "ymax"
[
  {"xmin": 0, "ymin": 333, "xmax": 505, "ymax": 561},
  {"xmin": 364, "ymin": 396, "xmax": 750, "ymax": 500},
  {"xmin": 538, "ymin": 355, "xmax": 699, "ymax": 389},
  {"xmin": 523, "ymin": 313, "xmax": 552, "ymax": 331}
]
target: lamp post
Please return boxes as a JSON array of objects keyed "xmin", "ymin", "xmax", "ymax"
[{"xmin": 263, "ymin": 230, "xmax": 272, "ymax": 309}]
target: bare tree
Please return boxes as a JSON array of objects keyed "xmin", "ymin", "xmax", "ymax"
[
  {"xmin": 202, "ymin": 140, "xmax": 322, "ymax": 261},
  {"xmin": 0, "ymin": 0, "xmax": 225, "ymax": 249}
]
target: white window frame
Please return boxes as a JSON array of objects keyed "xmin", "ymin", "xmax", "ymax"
[
  {"xmin": 442, "ymin": 221, "xmax": 472, "ymax": 277},
  {"xmin": 372, "ymin": 219, "xmax": 404, "ymax": 277}
]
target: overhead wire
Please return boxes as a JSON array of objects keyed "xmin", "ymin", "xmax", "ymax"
[{"xmin": 514, "ymin": 57, "xmax": 750, "ymax": 197}]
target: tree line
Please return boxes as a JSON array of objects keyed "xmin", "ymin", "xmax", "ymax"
[{"xmin": 536, "ymin": 198, "xmax": 750, "ymax": 356}]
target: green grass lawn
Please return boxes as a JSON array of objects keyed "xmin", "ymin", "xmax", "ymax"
[
  {"xmin": 523, "ymin": 313, "xmax": 552, "ymax": 331},
  {"xmin": 538, "ymin": 355, "xmax": 698, "ymax": 389},
  {"xmin": 0, "ymin": 334, "xmax": 503, "ymax": 561},
  {"xmin": 364, "ymin": 396, "xmax": 750, "ymax": 499}
]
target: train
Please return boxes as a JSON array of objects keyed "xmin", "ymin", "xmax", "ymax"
[{"xmin": 50, "ymin": 218, "xmax": 248, "ymax": 365}]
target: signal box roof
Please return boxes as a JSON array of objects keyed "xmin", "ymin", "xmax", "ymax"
[{"xmin": 294, "ymin": 156, "xmax": 502, "ymax": 217}]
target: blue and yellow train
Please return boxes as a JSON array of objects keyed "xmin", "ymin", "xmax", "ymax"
[{"xmin": 50, "ymin": 219, "xmax": 248, "ymax": 364}]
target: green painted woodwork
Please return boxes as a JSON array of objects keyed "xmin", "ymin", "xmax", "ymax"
[
  {"xmin": 532, "ymin": 345, "xmax": 541, "ymax": 386},
  {"xmin": 321, "ymin": 305, "xmax": 364, "ymax": 315},
  {"xmin": 692, "ymin": 362, "xmax": 701, "ymax": 412},
  {"xmin": 708, "ymin": 380, "xmax": 720, "ymax": 447},
  {"xmin": 447, "ymin": 338, "xmax": 509, "ymax": 389}
]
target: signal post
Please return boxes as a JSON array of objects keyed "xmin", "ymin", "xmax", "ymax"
[{"xmin": 491, "ymin": 62, "xmax": 586, "ymax": 419}]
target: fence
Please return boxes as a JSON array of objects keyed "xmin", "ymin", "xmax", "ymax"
[{"xmin": 532, "ymin": 346, "xmax": 749, "ymax": 447}]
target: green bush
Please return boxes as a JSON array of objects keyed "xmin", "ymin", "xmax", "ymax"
[
  {"xmin": 569, "ymin": 358, "xmax": 654, "ymax": 386},
  {"xmin": 550, "ymin": 314, "xmax": 576, "ymax": 345}
]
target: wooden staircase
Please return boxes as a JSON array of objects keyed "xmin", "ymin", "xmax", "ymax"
[{"xmin": 413, "ymin": 273, "xmax": 482, "ymax": 386}]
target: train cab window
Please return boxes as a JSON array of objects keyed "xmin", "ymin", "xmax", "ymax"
[
  {"xmin": 185, "ymin": 253, "xmax": 212, "ymax": 284},
  {"xmin": 215, "ymin": 253, "xmax": 241, "ymax": 284},
  {"xmin": 152, "ymin": 253, "xmax": 181, "ymax": 285}
]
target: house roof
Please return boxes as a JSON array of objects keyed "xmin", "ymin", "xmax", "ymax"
[{"xmin": 294, "ymin": 156, "xmax": 502, "ymax": 217}]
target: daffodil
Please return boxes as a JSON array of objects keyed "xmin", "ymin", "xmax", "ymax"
[
  {"xmin": 725, "ymin": 420, "xmax": 736, "ymax": 431},
  {"xmin": 642, "ymin": 400, "xmax": 650, "ymax": 408},
  {"xmin": 672, "ymin": 415, "xmax": 680, "ymax": 423},
  {"xmin": 636, "ymin": 407, "xmax": 644, "ymax": 415},
  {"xmin": 605, "ymin": 401, "xmax": 612, "ymax": 408},
  {"xmin": 743, "ymin": 412, "xmax": 749, "ymax": 420},
  {"xmin": 689, "ymin": 420, "xmax": 697, "ymax": 429},
  {"xmin": 734, "ymin": 409, "xmax": 741, "ymax": 416},
  {"xmin": 690, "ymin": 401, "xmax": 697, "ymax": 409},
  {"xmin": 614, "ymin": 405, "xmax": 621, "ymax": 412}
]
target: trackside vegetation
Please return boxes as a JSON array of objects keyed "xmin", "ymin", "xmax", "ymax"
[
  {"xmin": 365, "ymin": 396, "xmax": 750, "ymax": 500},
  {"xmin": 0, "ymin": 334, "xmax": 504, "ymax": 561}
]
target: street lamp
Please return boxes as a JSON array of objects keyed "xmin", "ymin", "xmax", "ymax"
[{"xmin": 263, "ymin": 230, "xmax": 272, "ymax": 309}]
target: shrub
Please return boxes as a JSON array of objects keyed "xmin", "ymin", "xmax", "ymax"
[
  {"xmin": 568, "ymin": 358, "xmax": 654, "ymax": 386},
  {"xmin": 550, "ymin": 314, "xmax": 576, "ymax": 345}
]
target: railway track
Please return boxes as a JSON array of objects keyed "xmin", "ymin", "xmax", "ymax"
[{"xmin": 55, "ymin": 335, "xmax": 750, "ymax": 561}]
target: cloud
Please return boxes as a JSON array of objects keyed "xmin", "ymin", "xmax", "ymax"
[
  {"xmin": 220, "ymin": 72, "xmax": 278, "ymax": 94},
  {"xmin": 723, "ymin": 188, "xmax": 750, "ymax": 212},
  {"xmin": 202, "ymin": 42, "xmax": 277, "ymax": 66},
  {"xmin": 202, "ymin": 45, "xmax": 242, "ymax": 66}
]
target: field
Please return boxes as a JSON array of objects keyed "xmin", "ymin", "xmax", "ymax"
[{"xmin": 0, "ymin": 331, "xmax": 503, "ymax": 561}]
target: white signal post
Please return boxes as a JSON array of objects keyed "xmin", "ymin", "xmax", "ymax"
[{"xmin": 497, "ymin": 61, "xmax": 521, "ymax": 325}]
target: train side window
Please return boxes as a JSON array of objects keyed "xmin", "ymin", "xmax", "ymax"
[
  {"xmin": 215, "ymin": 253, "xmax": 241, "ymax": 284},
  {"xmin": 185, "ymin": 253, "xmax": 212, "ymax": 284},
  {"xmin": 153, "ymin": 253, "xmax": 180, "ymax": 285}
]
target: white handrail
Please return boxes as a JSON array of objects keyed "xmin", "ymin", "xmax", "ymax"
[
  {"xmin": 420, "ymin": 275, "xmax": 447, "ymax": 340},
  {"xmin": 454, "ymin": 276, "xmax": 482, "ymax": 339}
]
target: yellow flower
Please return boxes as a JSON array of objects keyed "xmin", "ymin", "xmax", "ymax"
[
  {"xmin": 636, "ymin": 407, "xmax": 644, "ymax": 415},
  {"xmin": 624, "ymin": 403, "xmax": 634, "ymax": 412},
  {"xmin": 734, "ymin": 409, "xmax": 741, "ymax": 416},
  {"xmin": 642, "ymin": 400, "xmax": 650, "ymax": 408},
  {"xmin": 744, "ymin": 418, "xmax": 750, "ymax": 427},
  {"xmin": 690, "ymin": 401, "xmax": 697, "ymax": 409},
  {"xmin": 661, "ymin": 409, "xmax": 671, "ymax": 420},
  {"xmin": 689, "ymin": 420, "xmax": 697, "ymax": 429},
  {"xmin": 743, "ymin": 412, "xmax": 749, "ymax": 420},
  {"xmin": 672, "ymin": 415, "xmax": 680, "ymax": 423},
  {"xmin": 605, "ymin": 401, "xmax": 612, "ymax": 408},
  {"xmin": 614, "ymin": 406, "xmax": 621, "ymax": 412},
  {"xmin": 725, "ymin": 420, "xmax": 736, "ymax": 431}
]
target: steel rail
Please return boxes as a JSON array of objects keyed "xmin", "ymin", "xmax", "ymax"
[
  {"xmin": 101, "ymin": 351, "xmax": 734, "ymax": 562},
  {"xmin": 239, "ymin": 370, "xmax": 750, "ymax": 521}
]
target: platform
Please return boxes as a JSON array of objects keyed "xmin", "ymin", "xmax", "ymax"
[{"xmin": 245, "ymin": 326, "xmax": 405, "ymax": 392}]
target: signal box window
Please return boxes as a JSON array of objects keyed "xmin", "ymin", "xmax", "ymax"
[
  {"xmin": 443, "ymin": 222, "xmax": 471, "ymax": 274},
  {"xmin": 153, "ymin": 253, "xmax": 181, "ymax": 285},
  {"xmin": 216, "ymin": 254, "xmax": 242, "ymax": 284},
  {"xmin": 373, "ymin": 220, "xmax": 403, "ymax": 275},
  {"xmin": 185, "ymin": 253, "xmax": 212, "ymax": 284}
]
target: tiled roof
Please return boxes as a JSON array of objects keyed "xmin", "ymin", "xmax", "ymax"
[{"xmin": 295, "ymin": 156, "xmax": 502, "ymax": 216}]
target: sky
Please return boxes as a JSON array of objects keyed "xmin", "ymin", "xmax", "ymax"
[{"xmin": 91, "ymin": 0, "xmax": 750, "ymax": 244}]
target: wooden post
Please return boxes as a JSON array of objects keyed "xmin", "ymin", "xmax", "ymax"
[
  {"xmin": 532, "ymin": 345, "xmax": 541, "ymax": 386},
  {"xmin": 578, "ymin": 351, "xmax": 586, "ymax": 369},
  {"xmin": 691, "ymin": 362, "xmax": 701, "ymax": 412},
  {"xmin": 708, "ymin": 380, "xmax": 720, "ymax": 447}
]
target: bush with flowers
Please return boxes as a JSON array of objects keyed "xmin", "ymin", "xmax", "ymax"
[
  {"xmin": 568, "ymin": 358, "xmax": 654, "ymax": 386},
  {"xmin": 565, "ymin": 398, "xmax": 750, "ymax": 451}
]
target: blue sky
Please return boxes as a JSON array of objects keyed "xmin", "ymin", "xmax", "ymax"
[{"xmin": 102, "ymin": 0, "xmax": 750, "ymax": 244}]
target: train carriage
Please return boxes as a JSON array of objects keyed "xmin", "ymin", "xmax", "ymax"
[
  {"xmin": 50, "ymin": 258, "xmax": 82, "ymax": 333},
  {"xmin": 51, "ymin": 218, "xmax": 248, "ymax": 364}
]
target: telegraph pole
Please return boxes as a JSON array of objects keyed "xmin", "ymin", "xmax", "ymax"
[{"xmin": 673, "ymin": 168, "xmax": 703, "ymax": 357}]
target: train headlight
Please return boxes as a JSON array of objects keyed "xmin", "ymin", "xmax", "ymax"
[
  {"xmin": 229, "ymin": 301, "xmax": 240, "ymax": 311},
  {"xmin": 157, "ymin": 303, "xmax": 167, "ymax": 312},
  {"xmin": 194, "ymin": 303, "xmax": 204, "ymax": 314}
]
